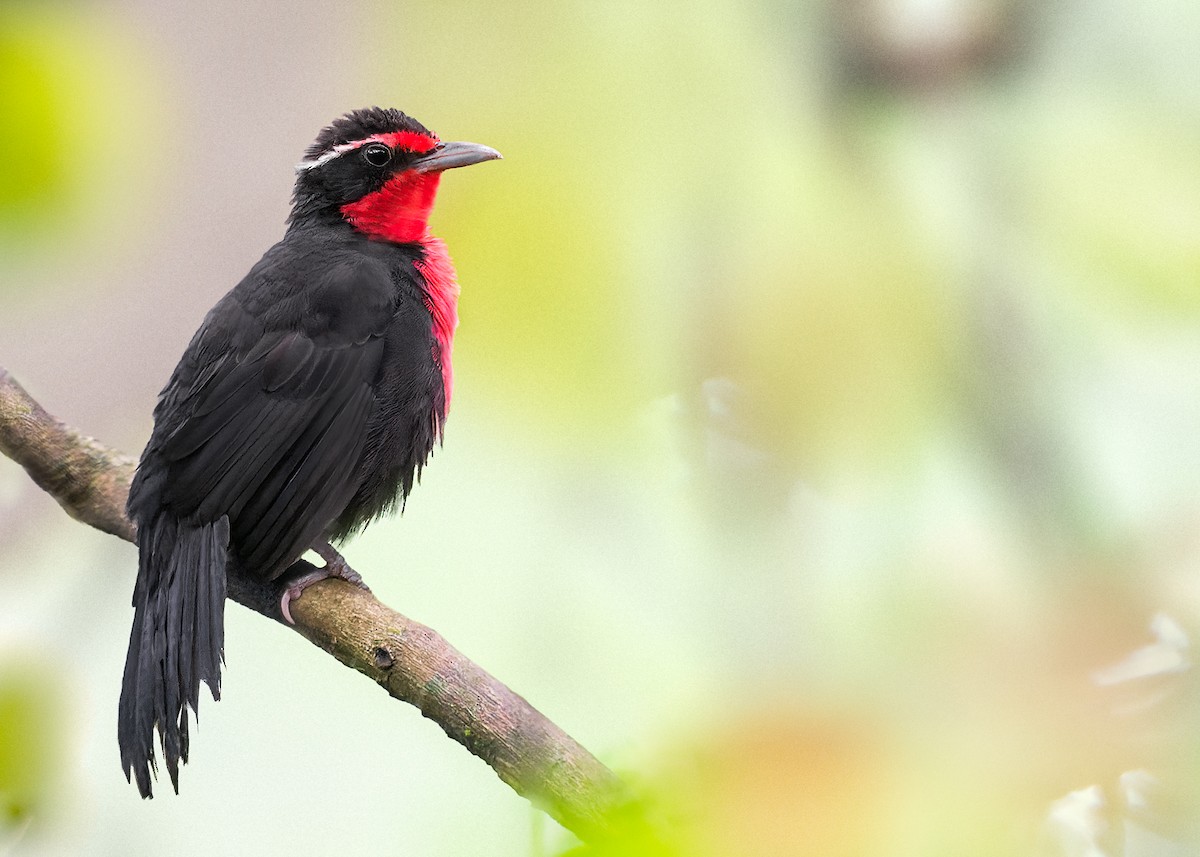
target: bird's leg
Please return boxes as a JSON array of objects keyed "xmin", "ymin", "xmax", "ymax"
[
  {"xmin": 279, "ymin": 540, "xmax": 372, "ymax": 625},
  {"xmin": 312, "ymin": 540, "xmax": 370, "ymax": 589}
]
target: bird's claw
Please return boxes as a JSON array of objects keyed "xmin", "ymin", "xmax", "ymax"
[{"xmin": 279, "ymin": 548, "xmax": 371, "ymax": 625}]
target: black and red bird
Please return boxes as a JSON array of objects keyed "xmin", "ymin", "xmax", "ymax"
[{"xmin": 118, "ymin": 107, "xmax": 500, "ymax": 797}]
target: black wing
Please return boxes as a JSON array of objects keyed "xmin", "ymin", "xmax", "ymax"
[{"xmin": 148, "ymin": 261, "xmax": 393, "ymax": 580}]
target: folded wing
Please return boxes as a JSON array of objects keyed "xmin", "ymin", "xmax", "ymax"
[{"xmin": 160, "ymin": 327, "xmax": 385, "ymax": 579}]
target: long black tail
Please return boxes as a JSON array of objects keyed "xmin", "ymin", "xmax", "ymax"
[{"xmin": 118, "ymin": 514, "xmax": 229, "ymax": 797}]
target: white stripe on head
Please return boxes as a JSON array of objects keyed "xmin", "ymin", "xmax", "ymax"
[{"xmin": 295, "ymin": 137, "xmax": 376, "ymax": 173}]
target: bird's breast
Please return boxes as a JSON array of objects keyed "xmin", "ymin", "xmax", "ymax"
[{"xmin": 413, "ymin": 236, "xmax": 460, "ymax": 418}]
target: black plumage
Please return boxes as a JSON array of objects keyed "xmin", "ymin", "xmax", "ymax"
[{"xmin": 118, "ymin": 109, "xmax": 499, "ymax": 797}]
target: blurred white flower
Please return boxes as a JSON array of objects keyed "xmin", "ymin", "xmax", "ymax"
[{"xmin": 1092, "ymin": 614, "xmax": 1190, "ymax": 687}]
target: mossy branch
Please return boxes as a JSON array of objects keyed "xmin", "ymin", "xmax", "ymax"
[{"xmin": 0, "ymin": 366, "xmax": 630, "ymax": 842}]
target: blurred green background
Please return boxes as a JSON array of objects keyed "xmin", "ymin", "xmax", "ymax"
[{"xmin": 2, "ymin": 0, "xmax": 1200, "ymax": 854}]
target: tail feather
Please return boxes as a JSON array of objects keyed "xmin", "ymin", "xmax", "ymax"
[{"xmin": 119, "ymin": 515, "xmax": 229, "ymax": 797}]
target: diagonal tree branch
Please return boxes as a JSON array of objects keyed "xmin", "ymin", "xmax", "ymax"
[{"xmin": 0, "ymin": 366, "xmax": 631, "ymax": 843}]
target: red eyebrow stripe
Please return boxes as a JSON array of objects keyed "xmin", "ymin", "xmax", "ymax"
[{"xmin": 375, "ymin": 130, "xmax": 440, "ymax": 152}]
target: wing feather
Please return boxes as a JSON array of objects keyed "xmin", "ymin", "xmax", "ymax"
[
  {"xmin": 243, "ymin": 384, "xmax": 374, "ymax": 575},
  {"xmin": 159, "ymin": 325, "xmax": 385, "ymax": 580}
]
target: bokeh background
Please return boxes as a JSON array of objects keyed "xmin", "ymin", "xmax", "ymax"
[{"xmin": 2, "ymin": 0, "xmax": 1200, "ymax": 854}]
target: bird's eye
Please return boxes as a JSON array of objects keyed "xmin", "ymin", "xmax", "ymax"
[{"xmin": 362, "ymin": 143, "xmax": 392, "ymax": 167}]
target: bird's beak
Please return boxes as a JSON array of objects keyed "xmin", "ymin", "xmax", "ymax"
[{"xmin": 411, "ymin": 141, "xmax": 502, "ymax": 174}]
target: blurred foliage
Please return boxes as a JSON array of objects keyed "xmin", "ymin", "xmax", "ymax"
[
  {"xmin": 1028, "ymin": 104, "xmax": 1200, "ymax": 318},
  {"xmin": 0, "ymin": 19, "xmax": 66, "ymax": 231},
  {"xmin": 2, "ymin": 0, "xmax": 1200, "ymax": 855},
  {"xmin": 0, "ymin": 3, "xmax": 161, "ymax": 275},
  {"xmin": 0, "ymin": 663, "xmax": 59, "ymax": 829}
]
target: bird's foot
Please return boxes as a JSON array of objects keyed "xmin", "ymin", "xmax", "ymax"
[{"xmin": 279, "ymin": 541, "xmax": 371, "ymax": 625}]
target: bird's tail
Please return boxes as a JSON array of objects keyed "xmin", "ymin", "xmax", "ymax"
[{"xmin": 118, "ymin": 514, "xmax": 229, "ymax": 797}]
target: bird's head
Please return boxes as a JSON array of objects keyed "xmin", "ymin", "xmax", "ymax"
[{"xmin": 291, "ymin": 107, "xmax": 500, "ymax": 244}]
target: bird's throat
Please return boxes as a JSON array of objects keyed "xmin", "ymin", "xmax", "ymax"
[
  {"xmin": 341, "ymin": 171, "xmax": 442, "ymax": 245},
  {"xmin": 340, "ymin": 172, "xmax": 459, "ymax": 419}
]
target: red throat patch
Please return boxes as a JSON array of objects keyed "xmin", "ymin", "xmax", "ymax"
[{"xmin": 340, "ymin": 171, "xmax": 443, "ymax": 245}]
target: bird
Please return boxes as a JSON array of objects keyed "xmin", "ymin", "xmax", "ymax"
[{"xmin": 118, "ymin": 107, "xmax": 500, "ymax": 798}]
